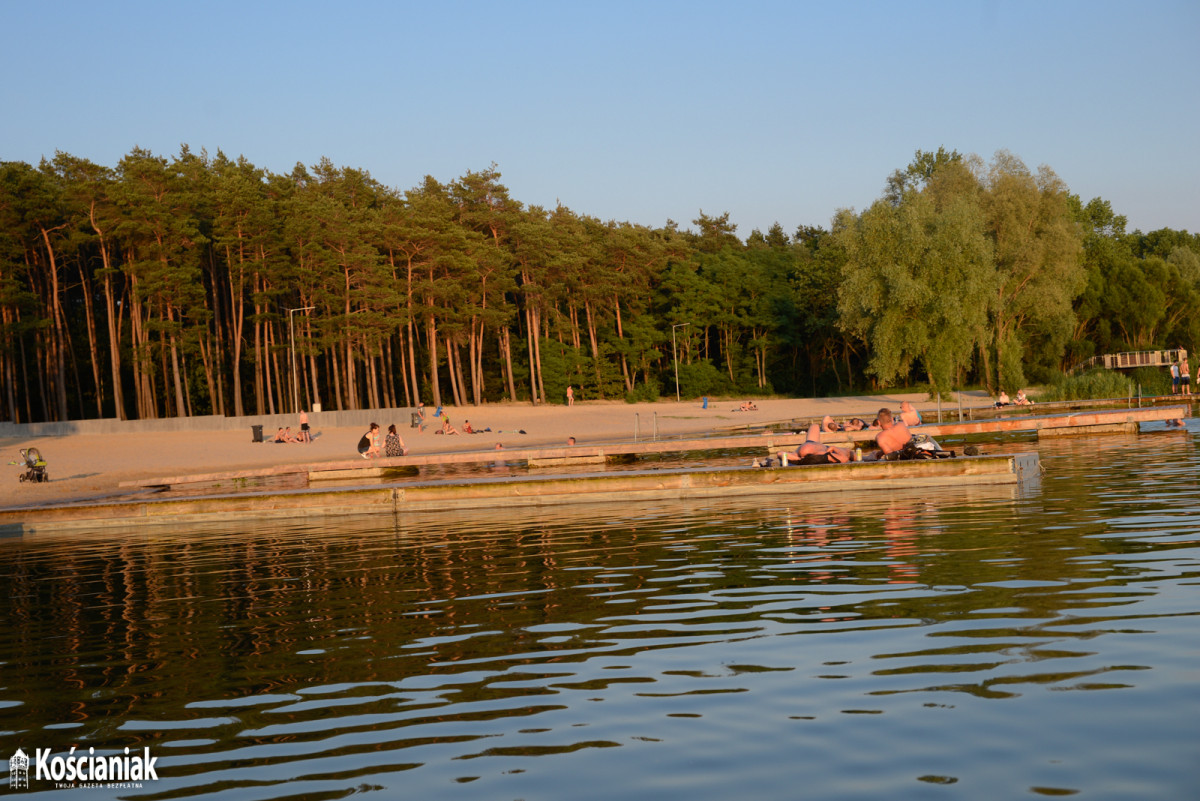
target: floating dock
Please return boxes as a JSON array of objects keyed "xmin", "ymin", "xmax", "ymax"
[
  {"xmin": 1, "ymin": 452, "xmax": 1039, "ymax": 534},
  {"xmin": 104, "ymin": 404, "xmax": 1178, "ymax": 496},
  {"xmin": 816, "ymin": 405, "xmax": 1185, "ymax": 446}
]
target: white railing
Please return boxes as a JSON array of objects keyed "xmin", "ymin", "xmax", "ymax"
[{"xmin": 1073, "ymin": 349, "xmax": 1187, "ymax": 372}]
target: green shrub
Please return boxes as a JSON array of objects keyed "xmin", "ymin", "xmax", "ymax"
[
  {"xmin": 1038, "ymin": 369, "xmax": 1135, "ymax": 402},
  {"xmin": 624, "ymin": 380, "xmax": 661, "ymax": 404},
  {"xmin": 1130, "ymin": 366, "xmax": 1171, "ymax": 397},
  {"xmin": 676, "ymin": 360, "xmax": 735, "ymax": 398}
]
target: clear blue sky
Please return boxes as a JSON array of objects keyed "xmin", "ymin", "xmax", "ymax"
[{"xmin": 3, "ymin": 0, "xmax": 1197, "ymax": 237}]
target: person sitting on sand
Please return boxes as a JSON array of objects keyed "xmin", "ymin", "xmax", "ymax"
[
  {"xmin": 1015, "ymin": 389, "xmax": 1032, "ymax": 406},
  {"xmin": 899, "ymin": 401, "xmax": 922, "ymax": 427},
  {"xmin": 780, "ymin": 422, "xmax": 853, "ymax": 465},
  {"xmin": 384, "ymin": 424, "xmax": 408, "ymax": 457},
  {"xmin": 995, "ymin": 391, "xmax": 1011, "ymax": 407},
  {"xmin": 358, "ymin": 423, "xmax": 382, "ymax": 458},
  {"xmin": 440, "ymin": 417, "xmax": 459, "ymax": 435}
]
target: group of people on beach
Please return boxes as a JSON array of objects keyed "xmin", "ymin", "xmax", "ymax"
[
  {"xmin": 995, "ymin": 389, "xmax": 1033, "ymax": 407},
  {"xmin": 357, "ymin": 423, "xmax": 409, "ymax": 458},
  {"xmin": 273, "ymin": 410, "xmax": 313, "ymax": 444},
  {"xmin": 357, "ymin": 402, "xmax": 506, "ymax": 457}
]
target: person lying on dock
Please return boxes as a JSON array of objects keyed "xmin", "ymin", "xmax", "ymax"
[
  {"xmin": 844, "ymin": 417, "xmax": 868, "ymax": 431},
  {"xmin": 899, "ymin": 401, "xmax": 922, "ymax": 426},
  {"xmin": 780, "ymin": 422, "xmax": 854, "ymax": 465}
]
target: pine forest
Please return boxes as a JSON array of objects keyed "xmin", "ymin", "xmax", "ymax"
[{"xmin": 1, "ymin": 146, "xmax": 1198, "ymax": 424}]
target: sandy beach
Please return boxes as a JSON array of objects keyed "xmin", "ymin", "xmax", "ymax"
[{"xmin": 0, "ymin": 393, "xmax": 945, "ymax": 509}]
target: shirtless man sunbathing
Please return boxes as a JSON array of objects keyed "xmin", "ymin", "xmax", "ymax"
[{"xmin": 874, "ymin": 408, "xmax": 912, "ymax": 456}]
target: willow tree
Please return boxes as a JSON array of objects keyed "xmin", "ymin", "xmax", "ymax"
[
  {"xmin": 836, "ymin": 161, "xmax": 995, "ymax": 391},
  {"xmin": 980, "ymin": 151, "xmax": 1083, "ymax": 390}
]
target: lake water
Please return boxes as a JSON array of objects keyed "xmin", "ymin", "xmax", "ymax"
[{"xmin": 1, "ymin": 431, "xmax": 1198, "ymax": 800}]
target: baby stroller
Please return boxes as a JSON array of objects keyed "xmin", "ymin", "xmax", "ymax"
[{"xmin": 13, "ymin": 448, "xmax": 48, "ymax": 483}]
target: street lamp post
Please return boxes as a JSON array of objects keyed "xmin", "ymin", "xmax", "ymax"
[
  {"xmin": 671, "ymin": 322, "xmax": 690, "ymax": 403},
  {"xmin": 288, "ymin": 306, "xmax": 315, "ymax": 413}
]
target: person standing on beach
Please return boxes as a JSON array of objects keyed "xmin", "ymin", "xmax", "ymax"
[
  {"xmin": 299, "ymin": 409, "xmax": 311, "ymax": 443},
  {"xmin": 566, "ymin": 386, "xmax": 574, "ymax": 406}
]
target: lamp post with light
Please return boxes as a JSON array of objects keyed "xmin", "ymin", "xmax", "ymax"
[
  {"xmin": 288, "ymin": 306, "xmax": 315, "ymax": 413},
  {"xmin": 671, "ymin": 322, "xmax": 690, "ymax": 403}
]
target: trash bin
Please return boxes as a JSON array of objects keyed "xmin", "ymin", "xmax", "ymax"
[
  {"xmin": 410, "ymin": 412, "xmax": 422, "ymax": 428},
  {"xmin": 702, "ymin": 397, "xmax": 708, "ymax": 410},
  {"xmin": 251, "ymin": 424, "xmax": 264, "ymax": 443}
]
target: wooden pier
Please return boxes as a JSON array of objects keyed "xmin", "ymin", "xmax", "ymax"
[
  {"xmin": 3, "ymin": 452, "xmax": 1039, "ymax": 534},
  {"xmin": 109, "ymin": 404, "xmax": 1183, "ymax": 496}
]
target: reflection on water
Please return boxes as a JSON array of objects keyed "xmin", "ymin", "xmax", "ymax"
[{"xmin": 1, "ymin": 434, "xmax": 1198, "ymax": 800}]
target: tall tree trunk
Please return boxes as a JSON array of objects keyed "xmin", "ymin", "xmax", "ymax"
[
  {"xmin": 227, "ymin": 246, "xmax": 247, "ymax": 417},
  {"xmin": 365, "ymin": 346, "xmax": 380, "ymax": 410},
  {"xmin": 454, "ymin": 341, "xmax": 470, "ymax": 406},
  {"xmin": 468, "ymin": 318, "xmax": 482, "ymax": 405},
  {"xmin": 167, "ymin": 304, "xmax": 187, "ymax": 416},
  {"xmin": 426, "ymin": 312, "xmax": 442, "ymax": 408},
  {"xmin": 525, "ymin": 304, "xmax": 539, "ymax": 404},
  {"xmin": 583, "ymin": 298, "xmax": 604, "ymax": 395},
  {"xmin": 501, "ymin": 326, "xmax": 517, "ymax": 402},
  {"xmin": 38, "ymin": 227, "xmax": 70, "ymax": 420},
  {"xmin": 446, "ymin": 341, "xmax": 463, "ymax": 407},
  {"xmin": 77, "ymin": 264, "xmax": 103, "ymax": 417},
  {"xmin": 394, "ymin": 334, "xmax": 412, "ymax": 407},
  {"xmin": 406, "ymin": 319, "xmax": 421, "ymax": 404},
  {"xmin": 100, "ymin": 262, "xmax": 126, "ymax": 419}
]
